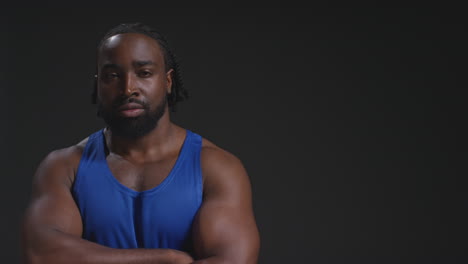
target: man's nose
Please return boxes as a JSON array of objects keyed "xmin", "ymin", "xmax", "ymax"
[{"xmin": 123, "ymin": 73, "xmax": 139, "ymax": 97}]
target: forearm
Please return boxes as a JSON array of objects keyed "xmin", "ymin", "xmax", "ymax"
[
  {"xmin": 23, "ymin": 228, "xmax": 189, "ymax": 264},
  {"xmin": 191, "ymin": 256, "xmax": 223, "ymax": 264},
  {"xmin": 191, "ymin": 255, "xmax": 257, "ymax": 264}
]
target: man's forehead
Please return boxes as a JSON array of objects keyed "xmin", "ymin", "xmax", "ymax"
[
  {"xmin": 103, "ymin": 33, "xmax": 156, "ymax": 46},
  {"xmin": 98, "ymin": 33, "xmax": 164, "ymax": 63}
]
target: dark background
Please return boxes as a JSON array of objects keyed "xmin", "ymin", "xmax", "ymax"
[{"xmin": 1, "ymin": 4, "xmax": 466, "ymax": 264}]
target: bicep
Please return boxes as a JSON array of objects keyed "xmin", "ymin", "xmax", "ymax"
[
  {"xmin": 192, "ymin": 148, "xmax": 260, "ymax": 264},
  {"xmin": 192, "ymin": 200, "xmax": 259, "ymax": 263},
  {"xmin": 24, "ymin": 184, "xmax": 83, "ymax": 236}
]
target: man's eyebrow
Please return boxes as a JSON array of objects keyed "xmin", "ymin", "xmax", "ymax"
[
  {"xmin": 133, "ymin": 60, "xmax": 155, "ymax": 67},
  {"xmin": 101, "ymin": 63, "xmax": 120, "ymax": 69}
]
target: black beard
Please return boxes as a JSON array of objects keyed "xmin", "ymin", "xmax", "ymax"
[{"xmin": 98, "ymin": 96, "xmax": 167, "ymax": 139}]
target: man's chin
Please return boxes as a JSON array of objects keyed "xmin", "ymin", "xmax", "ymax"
[
  {"xmin": 99, "ymin": 97, "xmax": 167, "ymax": 139},
  {"xmin": 107, "ymin": 118, "xmax": 158, "ymax": 139}
]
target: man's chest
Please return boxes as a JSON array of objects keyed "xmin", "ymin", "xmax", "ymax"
[{"xmin": 106, "ymin": 153, "xmax": 178, "ymax": 192}]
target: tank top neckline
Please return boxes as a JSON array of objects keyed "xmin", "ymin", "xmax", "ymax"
[{"xmin": 98, "ymin": 129, "xmax": 192, "ymax": 197}]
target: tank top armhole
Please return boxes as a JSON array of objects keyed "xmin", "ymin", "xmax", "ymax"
[
  {"xmin": 191, "ymin": 131, "xmax": 204, "ymax": 206},
  {"xmin": 72, "ymin": 130, "xmax": 103, "ymax": 196}
]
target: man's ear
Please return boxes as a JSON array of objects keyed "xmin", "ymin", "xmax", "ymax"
[{"xmin": 166, "ymin": 69, "xmax": 174, "ymax": 94}]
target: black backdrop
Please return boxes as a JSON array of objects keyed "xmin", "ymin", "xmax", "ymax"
[{"xmin": 1, "ymin": 4, "xmax": 466, "ymax": 264}]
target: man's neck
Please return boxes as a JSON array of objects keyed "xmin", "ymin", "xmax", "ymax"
[{"xmin": 105, "ymin": 113, "xmax": 178, "ymax": 163}]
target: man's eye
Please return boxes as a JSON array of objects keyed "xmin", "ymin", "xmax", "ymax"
[
  {"xmin": 139, "ymin": 71, "xmax": 152, "ymax": 77},
  {"xmin": 106, "ymin": 73, "xmax": 119, "ymax": 78}
]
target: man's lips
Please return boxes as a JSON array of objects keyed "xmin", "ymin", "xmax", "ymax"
[
  {"xmin": 118, "ymin": 103, "xmax": 145, "ymax": 117},
  {"xmin": 118, "ymin": 103, "xmax": 144, "ymax": 111}
]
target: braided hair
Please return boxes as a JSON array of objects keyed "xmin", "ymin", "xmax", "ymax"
[{"xmin": 92, "ymin": 22, "xmax": 188, "ymax": 112}]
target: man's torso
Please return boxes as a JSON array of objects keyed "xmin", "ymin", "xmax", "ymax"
[{"xmin": 71, "ymin": 128, "xmax": 203, "ymax": 250}]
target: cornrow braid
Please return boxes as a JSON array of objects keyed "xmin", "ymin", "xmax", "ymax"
[{"xmin": 92, "ymin": 22, "xmax": 188, "ymax": 112}]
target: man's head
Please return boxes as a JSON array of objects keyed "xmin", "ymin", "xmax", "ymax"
[{"xmin": 94, "ymin": 23, "xmax": 188, "ymax": 138}]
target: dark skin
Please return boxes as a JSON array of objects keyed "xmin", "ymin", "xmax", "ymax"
[{"xmin": 21, "ymin": 33, "xmax": 260, "ymax": 264}]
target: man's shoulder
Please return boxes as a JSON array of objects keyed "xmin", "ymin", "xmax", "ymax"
[
  {"xmin": 199, "ymin": 137, "xmax": 247, "ymax": 185},
  {"xmin": 44, "ymin": 137, "xmax": 88, "ymax": 166},
  {"xmin": 200, "ymin": 138, "xmax": 243, "ymax": 169},
  {"xmin": 36, "ymin": 136, "xmax": 90, "ymax": 183}
]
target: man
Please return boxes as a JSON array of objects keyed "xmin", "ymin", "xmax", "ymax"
[{"xmin": 21, "ymin": 23, "xmax": 260, "ymax": 264}]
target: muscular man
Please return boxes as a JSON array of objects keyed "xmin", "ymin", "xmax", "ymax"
[{"xmin": 21, "ymin": 23, "xmax": 260, "ymax": 264}]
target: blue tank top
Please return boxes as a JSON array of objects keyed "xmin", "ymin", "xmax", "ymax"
[{"xmin": 72, "ymin": 129, "xmax": 203, "ymax": 251}]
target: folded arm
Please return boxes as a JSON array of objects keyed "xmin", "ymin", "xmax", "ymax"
[{"xmin": 21, "ymin": 147, "xmax": 193, "ymax": 264}]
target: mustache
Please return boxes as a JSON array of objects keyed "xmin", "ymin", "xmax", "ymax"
[{"xmin": 112, "ymin": 97, "xmax": 149, "ymax": 109}]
